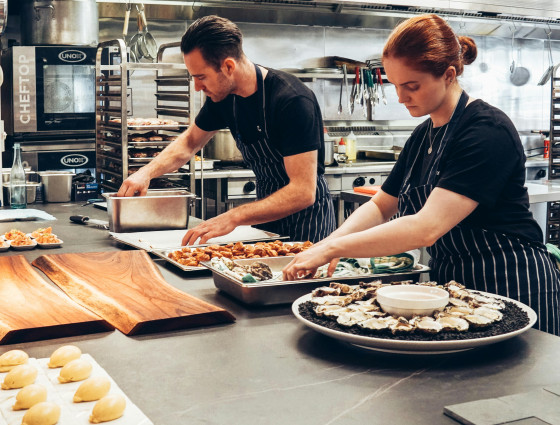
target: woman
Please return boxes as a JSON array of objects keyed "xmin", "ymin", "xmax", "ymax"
[{"xmin": 283, "ymin": 14, "xmax": 560, "ymax": 335}]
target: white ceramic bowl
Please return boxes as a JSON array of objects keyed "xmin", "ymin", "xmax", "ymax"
[{"xmin": 376, "ymin": 284, "xmax": 449, "ymax": 319}]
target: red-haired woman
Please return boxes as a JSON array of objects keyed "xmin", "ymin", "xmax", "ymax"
[{"xmin": 284, "ymin": 14, "xmax": 560, "ymax": 335}]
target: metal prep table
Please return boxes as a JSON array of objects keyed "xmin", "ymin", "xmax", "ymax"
[{"xmin": 1, "ymin": 203, "xmax": 560, "ymax": 424}]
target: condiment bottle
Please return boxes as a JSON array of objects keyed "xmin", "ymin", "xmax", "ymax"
[
  {"xmin": 345, "ymin": 131, "xmax": 357, "ymax": 162},
  {"xmin": 9, "ymin": 143, "xmax": 27, "ymax": 209},
  {"xmin": 336, "ymin": 138, "xmax": 347, "ymax": 163}
]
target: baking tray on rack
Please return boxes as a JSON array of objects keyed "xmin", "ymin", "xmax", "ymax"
[
  {"xmin": 201, "ymin": 256, "xmax": 430, "ymax": 306},
  {"xmin": 128, "ymin": 123, "xmax": 188, "ymax": 130}
]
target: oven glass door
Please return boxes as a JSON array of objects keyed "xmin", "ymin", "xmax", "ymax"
[{"xmin": 35, "ymin": 47, "xmax": 96, "ymax": 132}]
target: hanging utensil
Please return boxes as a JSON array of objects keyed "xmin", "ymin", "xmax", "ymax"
[
  {"xmin": 377, "ymin": 68, "xmax": 387, "ymax": 105},
  {"xmin": 350, "ymin": 66, "xmax": 359, "ymax": 115},
  {"xmin": 509, "ymin": 26, "xmax": 530, "ymax": 87},
  {"xmin": 355, "ymin": 66, "xmax": 362, "ymax": 106},
  {"xmin": 337, "ymin": 68, "xmax": 343, "ymax": 115},
  {"xmin": 129, "ymin": 8, "xmax": 144, "ymax": 61},
  {"xmin": 361, "ymin": 68, "xmax": 368, "ymax": 118},
  {"xmin": 138, "ymin": 4, "xmax": 157, "ymax": 62},
  {"xmin": 343, "ymin": 64, "xmax": 351, "ymax": 115},
  {"xmin": 509, "ymin": 25, "xmax": 516, "ymax": 74},
  {"xmin": 538, "ymin": 27, "xmax": 554, "ymax": 86},
  {"xmin": 122, "ymin": 1, "xmax": 136, "ymax": 63},
  {"xmin": 349, "ymin": 67, "xmax": 357, "ymax": 115}
]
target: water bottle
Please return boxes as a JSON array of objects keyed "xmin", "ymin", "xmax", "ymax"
[{"xmin": 10, "ymin": 143, "xmax": 27, "ymax": 209}]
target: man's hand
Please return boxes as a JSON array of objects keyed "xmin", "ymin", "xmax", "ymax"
[
  {"xmin": 182, "ymin": 213, "xmax": 238, "ymax": 245},
  {"xmin": 117, "ymin": 170, "xmax": 151, "ymax": 197}
]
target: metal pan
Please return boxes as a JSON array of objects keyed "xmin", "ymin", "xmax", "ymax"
[{"xmin": 202, "ymin": 256, "xmax": 430, "ymax": 306}]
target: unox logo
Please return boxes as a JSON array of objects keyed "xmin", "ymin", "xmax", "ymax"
[
  {"xmin": 61, "ymin": 154, "xmax": 88, "ymax": 167},
  {"xmin": 58, "ymin": 50, "xmax": 87, "ymax": 63}
]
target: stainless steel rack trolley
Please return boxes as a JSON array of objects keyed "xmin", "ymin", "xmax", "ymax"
[
  {"xmin": 95, "ymin": 40, "xmax": 196, "ymax": 194},
  {"xmin": 547, "ymin": 63, "xmax": 560, "ymax": 244}
]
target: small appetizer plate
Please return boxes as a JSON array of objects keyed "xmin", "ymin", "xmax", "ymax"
[{"xmin": 10, "ymin": 239, "xmax": 38, "ymax": 250}]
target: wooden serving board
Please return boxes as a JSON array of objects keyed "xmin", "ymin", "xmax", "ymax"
[
  {"xmin": 0, "ymin": 255, "xmax": 112, "ymax": 345},
  {"xmin": 32, "ymin": 251, "xmax": 235, "ymax": 335}
]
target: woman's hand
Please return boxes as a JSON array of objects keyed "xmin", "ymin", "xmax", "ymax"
[{"xmin": 282, "ymin": 242, "xmax": 337, "ymax": 280}]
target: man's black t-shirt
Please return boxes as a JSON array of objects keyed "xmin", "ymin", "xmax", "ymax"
[
  {"xmin": 382, "ymin": 99, "xmax": 543, "ymax": 243},
  {"xmin": 195, "ymin": 67, "xmax": 326, "ymax": 174}
]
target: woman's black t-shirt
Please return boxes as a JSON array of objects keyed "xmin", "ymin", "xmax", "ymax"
[{"xmin": 382, "ymin": 99, "xmax": 543, "ymax": 243}]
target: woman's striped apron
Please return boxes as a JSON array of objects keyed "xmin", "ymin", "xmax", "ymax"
[
  {"xmin": 397, "ymin": 91, "xmax": 560, "ymax": 335},
  {"xmin": 231, "ymin": 65, "xmax": 336, "ymax": 243}
]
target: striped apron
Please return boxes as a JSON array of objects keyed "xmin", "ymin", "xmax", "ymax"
[
  {"xmin": 398, "ymin": 91, "xmax": 560, "ymax": 335},
  {"xmin": 231, "ymin": 65, "xmax": 336, "ymax": 243}
]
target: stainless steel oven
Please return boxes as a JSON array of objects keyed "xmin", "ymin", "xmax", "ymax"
[{"xmin": 1, "ymin": 45, "xmax": 96, "ymax": 136}]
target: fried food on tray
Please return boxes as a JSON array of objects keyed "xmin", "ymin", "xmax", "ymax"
[
  {"xmin": 4, "ymin": 229, "xmax": 25, "ymax": 240},
  {"xmin": 10, "ymin": 235, "xmax": 34, "ymax": 246},
  {"xmin": 31, "ymin": 227, "xmax": 52, "ymax": 238},
  {"xmin": 168, "ymin": 240, "xmax": 313, "ymax": 267}
]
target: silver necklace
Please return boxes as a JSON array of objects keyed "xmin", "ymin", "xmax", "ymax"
[{"xmin": 427, "ymin": 121, "xmax": 448, "ymax": 155}]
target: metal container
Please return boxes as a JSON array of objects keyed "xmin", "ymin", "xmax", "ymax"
[
  {"xmin": 324, "ymin": 139, "xmax": 335, "ymax": 166},
  {"xmin": 2, "ymin": 183, "xmax": 40, "ymax": 204},
  {"xmin": 205, "ymin": 130, "xmax": 244, "ymax": 164},
  {"xmin": 39, "ymin": 171, "xmax": 75, "ymax": 202},
  {"xmin": 102, "ymin": 190, "xmax": 196, "ymax": 233},
  {"xmin": 203, "ymin": 256, "xmax": 429, "ymax": 306},
  {"xmin": 2, "ymin": 170, "xmax": 36, "ymax": 183},
  {"xmin": 21, "ymin": 0, "xmax": 99, "ymax": 46}
]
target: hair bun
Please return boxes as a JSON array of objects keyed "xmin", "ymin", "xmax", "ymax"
[{"xmin": 458, "ymin": 36, "xmax": 478, "ymax": 66}]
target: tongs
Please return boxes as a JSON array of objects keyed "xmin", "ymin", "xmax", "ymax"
[
  {"xmin": 349, "ymin": 66, "xmax": 360, "ymax": 115},
  {"xmin": 376, "ymin": 68, "xmax": 387, "ymax": 105}
]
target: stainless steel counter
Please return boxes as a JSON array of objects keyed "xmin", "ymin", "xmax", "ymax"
[
  {"xmin": 194, "ymin": 161, "xmax": 396, "ymax": 180},
  {"xmin": 1, "ymin": 203, "xmax": 559, "ymax": 425}
]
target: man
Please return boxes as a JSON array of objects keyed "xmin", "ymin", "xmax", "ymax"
[{"xmin": 117, "ymin": 15, "xmax": 336, "ymax": 245}]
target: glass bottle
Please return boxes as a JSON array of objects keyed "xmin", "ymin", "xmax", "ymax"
[{"xmin": 10, "ymin": 143, "xmax": 27, "ymax": 209}]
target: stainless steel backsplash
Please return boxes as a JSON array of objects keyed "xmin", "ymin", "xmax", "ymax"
[{"xmin": 99, "ymin": 18, "xmax": 558, "ymax": 151}]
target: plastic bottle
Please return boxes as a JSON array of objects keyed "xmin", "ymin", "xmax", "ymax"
[
  {"xmin": 336, "ymin": 138, "xmax": 347, "ymax": 163},
  {"xmin": 345, "ymin": 131, "xmax": 357, "ymax": 162},
  {"xmin": 10, "ymin": 143, "xmax": 27, "ymax": 209},
  {"xmin": 337, "ymin": 138, "xmax": 346, "ymax": 155}
]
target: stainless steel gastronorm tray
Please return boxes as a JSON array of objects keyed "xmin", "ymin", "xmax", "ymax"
[
  {"xmin": 150, "ymin": 235, "xmax": 289, "ymax": 272},
  {"xmin": 201, "ymin": 256, "xmax": 430, "ymax": 306}
]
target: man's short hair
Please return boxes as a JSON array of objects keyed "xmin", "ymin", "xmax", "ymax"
[{"xmin": 181, "ymin": 15, "xmax": 243, "ymax": 70}]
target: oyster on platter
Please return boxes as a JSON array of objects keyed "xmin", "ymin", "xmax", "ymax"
[{"xmin": 308, "ymin": 280, "xmax": 507, "ymax": 335}]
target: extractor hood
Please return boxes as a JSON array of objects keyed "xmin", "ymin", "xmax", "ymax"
[{"xmin": 96, "ymin": 0, "xmax": 560, "ymax": 40}]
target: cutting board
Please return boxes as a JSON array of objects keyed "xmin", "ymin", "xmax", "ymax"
[
  {"xmin": 0, "ymin": 255, "xmax": 112, "ymax": 345},
  {"xmin": 32, "ymin": 251, "xmax": 236, "ymax": 335}
]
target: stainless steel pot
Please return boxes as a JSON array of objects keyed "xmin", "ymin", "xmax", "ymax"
[
  {"xmin": 21, "ymin": 0, "xmax": 99, "ymax": 46},
  {"xmin": 205, "ymin": 130, "xmax": 245, "ymax": 164}
]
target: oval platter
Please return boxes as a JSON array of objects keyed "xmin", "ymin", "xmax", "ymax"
[{"xmin": 292, "ymin": 291, "xmax": 537, "ymax": 355}]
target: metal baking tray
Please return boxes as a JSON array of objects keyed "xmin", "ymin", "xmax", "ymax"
[
  {"xmin": 128, "ymin": 123, "xmax": 188, "ymax": 130},
  {"xmin": 149, "ymin": 234, "xmax": 290, "ymax": 271},
  {"xmin": 201, "ymin": 256, "xmax": 430, "ymax": 306}
]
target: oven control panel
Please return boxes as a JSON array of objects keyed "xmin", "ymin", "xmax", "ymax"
[{"xmin": 225, "ymin": 178, "xmax": 257, "ymax": 199}]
